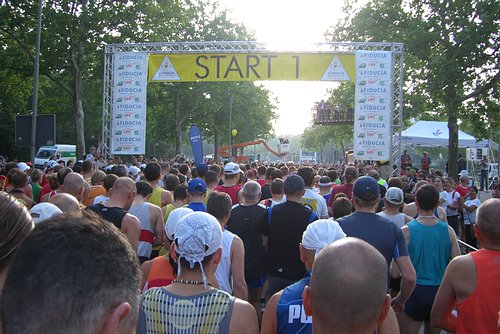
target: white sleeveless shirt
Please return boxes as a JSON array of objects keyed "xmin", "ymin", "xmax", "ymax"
[
  {"xmin": 215, "ymin": 230, "xmax": 235, "ymax": 294},
  {"xmin": 129, "ymin": 202, "xmax": 153, "ymax": 258},
  {"xmin": 377, "ymin": 211, "xmax": 407, "ymax": 229}
]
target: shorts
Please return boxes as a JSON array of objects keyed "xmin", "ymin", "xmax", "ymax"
[
  {"xmin": 447, "ymin": 215, "xmax": 459, "ymax": 236},
  {"xmin": 246, "ymin": 276, "xmax": 266, "ymax": 289},
  {"xmin": 404, "ymin": 284, "xmax": 439, "ymax": 322},
  {"xmin": 390, "ymin": 276, "xmax": 401, "ymax": 293}
]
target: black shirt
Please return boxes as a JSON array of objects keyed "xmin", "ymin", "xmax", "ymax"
[
  {"xmin": 227, "ymin": 203, "xmax": 267, "ymax": 279},
  {"xmin": 260, "ymin": 184, "xmax": 271, "ymax": 201},
  {"xmin": 262, "ymin": 201, "xmax": 317, "ymax": 281},
  {"xmin": 87, "ymin": 203, "xmax": 127, "ymax": 229}
]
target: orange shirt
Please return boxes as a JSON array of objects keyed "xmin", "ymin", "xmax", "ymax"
[
  {"xmin": 144, "ymin": 256, "xmax": 175, "ymax": 291},
  {"xmin": 84, "ymin": 185, "xmax": 106, "ymax": 207},
  {"xmin": 456, "ymin": 249, "xmax": 500, "ymax": 334}
]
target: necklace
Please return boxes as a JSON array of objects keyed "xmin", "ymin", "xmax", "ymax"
[
  {"xmin": 172, "ymin": 279, "xmax": 213, "ymax": 287},
  {"xmin": 418, "ymin": 215, "xmax": 437, "ymax": 219}
]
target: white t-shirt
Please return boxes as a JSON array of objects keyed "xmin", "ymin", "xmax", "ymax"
[
  {"xmin": 302, "ymin": 188, "xmax": 328, "ymax": 218},
  {"xmin": 463, "ymin": 198, "xmax": 481, "ymax": 225},
  {"xmin": 93, "ymin": 195, "xmax": 110, "ymax": 205},
  {"xmin": 446, "ymin": 191, "xmax": 461, "ymax": 216},
  {"xmin": 439, "ymin": 191, "xmax": 448, "ymax": 211}
]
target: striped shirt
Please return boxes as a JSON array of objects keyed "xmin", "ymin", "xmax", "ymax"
[{"xmin": 142, "ymin": 287, "xmax": 235, "ymax": 333}]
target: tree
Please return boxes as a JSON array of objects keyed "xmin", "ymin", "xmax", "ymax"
[
  {"xmin": 328, "ymin": 0, "xmax": 499, "ymax": 179},
  {"xmin": 1, "ymin": 1, "xmax": 150, "ymax": 157},
  {"xmin": 191, "ymin": 82, "xmax": 277, "ymax": 160},
  {"xmin": 1, "ymin": 1, "xmax": 278, "ymax": 161}
]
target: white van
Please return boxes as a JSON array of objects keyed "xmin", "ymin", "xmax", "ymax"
[{"xmin": 34, "ymin": 145, "xmax": 77, "ymax": 169}]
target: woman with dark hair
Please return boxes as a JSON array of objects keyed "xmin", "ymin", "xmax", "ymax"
[
  {"xmin": 0, "ymin": 193, "xmax": 34, "ymax": 289},
  {"xmin": 462, "ymin": 186, "xmax": 480, "ymax": 249},
  {"xmin": 444, "ymin": 177, "xmax": 461, "ymax": 236}
]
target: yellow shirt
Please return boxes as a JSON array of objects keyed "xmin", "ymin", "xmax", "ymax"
[{"xmin": 148, "ymin": 186, "xmax": 163, "ymax": 208}]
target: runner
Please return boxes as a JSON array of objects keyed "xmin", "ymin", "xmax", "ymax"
[
  {"xmin": 140, "ymin": 212, "xmax": 258, "ymax": 333},
  {"xmin": 129, "ymin": 181, "xmax": 165, "ymax": 264},
  {"xmin": 227, "ymin": 180, "xmax": 267, "ymax": 319},
  {"xmin": 87, "ymin": 177, "xmax": 141, "ymax": 252},
  {"xmin": 207, "ymin": 192, "xmax": 247, "ymax": 300},
  {"xmin": 214, "ymin": 162, "xmax": 242, "ymax": 205},
  {"xmin": 431, "ymin": 198, "xmax": 500, "ymax": 333}
]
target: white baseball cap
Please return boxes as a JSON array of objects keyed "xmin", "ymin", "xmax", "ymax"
[
  {"xmin": 128, "ymin": 165, "xmax": 140, "ymax": 176},
  {"xmin": 17, "ymin": 162, "xmax": 30, "ymax": 172},
  {"xmin": 224, "ymin": 162, "xmax": 241, "ymax": 175},
  {"xmin": 29, "ymin": 203, "xmax": 63, "ymax": 224},
  {"xmin": 385, "ymin": 187, "xmax": 404, "ymax": 205},
  {"xmin": 45, "ymin": 160, "xmax": 59, "ymax": 171}
]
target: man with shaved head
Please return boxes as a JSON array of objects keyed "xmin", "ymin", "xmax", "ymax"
[
  {"xmin": 49, "ymin": 193, "xmax": 81, "ymax": 213},
  {"xmin": 87, "ymin": 177, "xmax": 141, "ymax": 252},
  {"xmin": 431, "ymin": 198, "xmax": 500, "ymax": 333},
  {"xmin": 60, "ymin": 172, "xmax": 85, "ymax": 204},
  {"xmin": 303, "ymin": 238, "xmax": 392, "ymax": 334}
]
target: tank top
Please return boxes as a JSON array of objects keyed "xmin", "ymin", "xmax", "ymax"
[
  {"xmin": 87, "ymin": 203, "xmax": 127, "ymax": 229},
  {"xmin": 144, "ymin": 256, "xmax": 175, "ymax": 292},
  {"xmin": 214, "ymin": 185, "xmax": 241, "ymax": 205},
  {"xmin": 31, "ymin": 183, "xmax": 41, "ymax": 204},
  {"xmin": 129, "ymin": 202, "xmax": 154, "ymax": 258},
  {"xmin": 277, "ymin": 272, "xmax": 312, "ymax": 334},
  {"xmin": 377, "ymin": 211, "xmax": 406, "ymax": 229},
  {"xmin": 148, "ymin": 186, "xmax": 163, "ymax": 207},
  {"xmin": 456, "ymin": 249, "xmax": 500, "ymax": 334},
  {"xmin": 407, "ymin": 219, "xmax": 451, "ymax": 285},
  {"xmin": 412, "ymin": 208, "xmax": 440, "ymax": 220},
  {"xmin": 142, "ymin": 287, "xmax": 235, "ymax": 334},
  {"xmin": 215, "ymin": 230, "xmax": 235, "ymax": 294}
]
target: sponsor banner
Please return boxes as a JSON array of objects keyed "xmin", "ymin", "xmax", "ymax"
[
  {"xmin": 148, "ymin": 53, "xmax": 356, "ymax": 82},
  {"xmin": 189, "ymin": 125, "xmax": 203, "ymax": 164},
  {"xmin": 279, "ymin": 143, "xmax": 289, "ymax": 154},
  {"xmin": 354, "ymin": 51, "xmax": 392, "ymax": 161},
  {"xmin": 112, "ymin": 53, "xmax": 148, "ymax": 155},
  {"xmin": 300, "ymin": 149, "xmax": 317, "ymax": 163}
]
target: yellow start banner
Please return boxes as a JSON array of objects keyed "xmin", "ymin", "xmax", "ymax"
[{"xmin": 148, "ymin": 53, "xmax": 355, "ymax": 82}]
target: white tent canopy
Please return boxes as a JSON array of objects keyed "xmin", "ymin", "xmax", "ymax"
[{"xmin": 401, "ymin": 121, "xmax": 484, "ymax": 148}]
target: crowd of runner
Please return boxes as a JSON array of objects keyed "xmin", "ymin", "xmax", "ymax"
[{"xmin": 0, "ymin": 153, "xmax": 499, "ymax": 333}]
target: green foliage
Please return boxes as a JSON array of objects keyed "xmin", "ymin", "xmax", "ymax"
[
  {"xmin": 0, "ymin": 0, "xmax": 276, "ymax": 160},
  {"xmin": 327, "ymin": 0, "xmax": 499, "ymax": 177}
]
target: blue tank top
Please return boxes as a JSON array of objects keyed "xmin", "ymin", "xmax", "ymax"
[
  {"xmin": 277, "ymin": 272, "xmax": 312, "ymax": 334},
  {"xmin": 407, "ymin": 219, "xmax": 451, "ymax": 286}
]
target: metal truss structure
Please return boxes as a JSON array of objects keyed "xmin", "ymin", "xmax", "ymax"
[{"xmin": 102, "ymin": 41, "xmax": 404, "ymax": 172}]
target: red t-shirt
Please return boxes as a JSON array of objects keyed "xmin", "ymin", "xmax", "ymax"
[
  {"xmin": 38, "ymin": 183, "xmax": 52, "ymax": 202},
  {"xmin": 214, "ymin": 185, "xmax": 241, "ymax": 205},
  {"xmin": 455, "ymin": 185, "xmax": 468, "ymax": 198},
  {"xmin": 327, "ymin": 183, "xmax": 354, "ymax": 207},
  {"xmin": 256, "ymin": 179, "xmax": 267, "ymax": 187}
]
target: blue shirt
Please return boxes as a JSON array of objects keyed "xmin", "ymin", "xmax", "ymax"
[
  {"xmin": 187, "ymin": 201, "xmax": 206, "ymax": 212},
  {"xmin": 338, "ymin": 211, "xmax": 409, "ymax": 268},
  {"xmin": 277, "ymin": 272, "xmax": 312, "ymax": 334}
]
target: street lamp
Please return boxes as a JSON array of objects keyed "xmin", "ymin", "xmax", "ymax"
[
  {"xmin": 30, "ymin": 0, "xmax": 44, "ymax": 163},
  {"xmin": 229, "ymin": 93, "xmax": 234, "ymax": 161}
]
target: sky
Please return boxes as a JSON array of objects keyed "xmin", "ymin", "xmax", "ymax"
[{"xmin": 217, "ymin": 0, "xmax": 347, "ymax": 136}]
